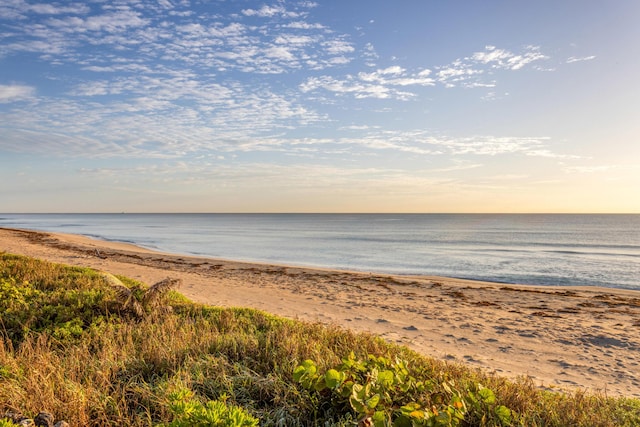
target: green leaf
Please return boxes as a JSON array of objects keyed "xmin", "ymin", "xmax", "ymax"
[
  {"xmin": 377, "ymin": 369, "xmax": 394, "ymax": 388},
  {"xmin": 325, "ymin": 368, "xmax": 343, "ymax": 389},
  {"xmin": 352, "ymin": 383, "xmax": 366, "ymax": 401},
  {"xmin": 292, "ymin": 365, "xmax": 306, "ymax": 382},
  {"xmin": 349, "ymin": 394, "xmax": 367, "ymax": 414},
  {"xmin": 372, "ymin": 411, "xmax": 387, "ymax": 422},
  {"xmin": 314, "ymin": 375, "xmax": 327, "ymax": 391},
  {"xmin": 435, "ymin": 410, "xmax": 452, "ymax": 424},
  {"xmin": 366, "ymin": 393, "xmax": 381, "ymax": 410},
  {"xmin": 342, "ymin": 351, "xmax": 357, "ymax": 368},
  {"xmin": 393, "ymin": 416, "xmax": 412, "ymax": 427},
  {"xmin": 400, "ymin": 403, "xmax": 420, "ymax": 414},
  {"xmin": 293, "ymin": 360, "xmax": 318, "ymax": 385},
  {"xmin": 495, "ymin": 405, "xmax": 512, "ymax": 424},
  {"xmin": 301, "ymin": 359, "xmax": 317, "ymax": 372},
  {"xmin": 478, "ymin": 387, "xmax": 496, "ymax": 405},
  {"xmin": 341, "ymin": 380, "xmax": 355, "ymax": 398}
]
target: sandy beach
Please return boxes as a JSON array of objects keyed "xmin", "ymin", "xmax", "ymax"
[{"xmin": 1, "ymin": 227, "xmax": 639, "ymax": 398}]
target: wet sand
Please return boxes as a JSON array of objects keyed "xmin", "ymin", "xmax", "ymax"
[{"xmin": 1, "ymin": 227, "xmax": 639, "ymax": 397}]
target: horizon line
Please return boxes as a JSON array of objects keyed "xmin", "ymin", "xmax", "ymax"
[{"xmin": 2, "ymin": 212, "xmax": 639, "ymax": 215}]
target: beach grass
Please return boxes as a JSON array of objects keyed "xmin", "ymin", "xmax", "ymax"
[{"xmin": 1, "ymin": 253, "xmax": 639, "ymax": 426}]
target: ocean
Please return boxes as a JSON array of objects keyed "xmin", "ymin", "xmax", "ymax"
[{"xmin": 1, "ymin": 213, "xmax": 639, "ymax": 290}]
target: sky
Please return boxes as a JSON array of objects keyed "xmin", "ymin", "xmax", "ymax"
[{"xmin": 1, "ymin": 0, "xmax": 639, "ymax": 213}]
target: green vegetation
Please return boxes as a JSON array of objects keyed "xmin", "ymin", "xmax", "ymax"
[
  {"xmin": 161, "ymin": 389, "xmax": 258, "ymax": 427},
  {"xmin": 294, "ymin": 353, "xmax": 512, "ymax": 426},
  {"xmin": 1, "ymin": 252, "xmax": 639, "ymax": 426}
]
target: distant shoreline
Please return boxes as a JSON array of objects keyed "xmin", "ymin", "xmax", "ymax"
[
  {"xmin": 2, "ymin": 225, "xmax": 640, "ymax": 296},
  {"xmin": 2, "ymin": 213, "xmax": 639, "ymax": 290},
  {"xmin": 3, "ymin": 224, "xmax": 638, "ymax": 292}
]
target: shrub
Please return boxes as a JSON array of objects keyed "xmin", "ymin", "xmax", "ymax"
[
  {"xmin": 294, "ymin": 352, "xmax": 513, "ymax": 427},
  {"xmin": 160, "ymin": 388, "xmax": 259, "ymax": 427}
]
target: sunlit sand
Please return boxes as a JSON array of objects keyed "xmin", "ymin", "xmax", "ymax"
[{"xmin": 2, "ymin": 227, "xmax": 639, "ymax": 397}]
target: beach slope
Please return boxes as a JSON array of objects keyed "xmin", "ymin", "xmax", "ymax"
[{"xmin": 1, "ymin": 227, "xmax": 639, "ymax": 397}]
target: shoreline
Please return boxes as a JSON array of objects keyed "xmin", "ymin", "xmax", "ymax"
[{"xmin": 1, "ymin": 226, "xmax": 639, "ymax": 397}]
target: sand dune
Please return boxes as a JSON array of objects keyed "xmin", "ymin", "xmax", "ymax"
[{"xmin": 1, "ymin": 227, "xmax": 639, "ymax": 397}]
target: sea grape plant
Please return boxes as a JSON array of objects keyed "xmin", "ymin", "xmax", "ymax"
[{"xmin": 294, "ymin": 352, "xmax": 513, "ymax": 427}]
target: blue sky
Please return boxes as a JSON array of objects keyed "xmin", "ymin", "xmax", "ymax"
[{"xmin": 1, "ymin": 0, "xmax": 639, "ymax": 213}]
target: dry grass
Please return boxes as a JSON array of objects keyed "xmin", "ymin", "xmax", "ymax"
[{"xmin": 1, "ymin": 253, "xmax": 639, "ymax": 426}]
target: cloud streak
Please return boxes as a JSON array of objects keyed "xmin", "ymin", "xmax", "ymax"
[
  {"xmin": 566, "ymin": 55, "xmax": 596, "ymax": 64},
  {"xmin": 302, "ymin": 45, "xmax": 548, "ymax": 99},
  {"xmin": 0, "ymin": 84, "xmax": 35, "ymax": 103}
]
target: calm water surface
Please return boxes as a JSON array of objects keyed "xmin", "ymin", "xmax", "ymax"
[{"xmin": 1, "ymin": 214, "xmax": 638, "ymax": 290}]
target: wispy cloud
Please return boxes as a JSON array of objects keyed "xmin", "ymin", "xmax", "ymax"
[
  {"xmin": 436, "ymin": 45, "xmax": 547, "ymax": 86},
  {"xmin": 0, "ymin": 84, "xmax": 35, "ymax": 102},
  {"xmin": 404, "ymin": 134, "xmax": 562, "ymax": 158},
  {"xmin": 566, "ymin": 55, "xmax": 596, "ymax": 64},
  {"xmin": 564, "ymin": 165, "xmax": 614, "ymax": 173},
  {"xmin": 0, "ymin": 1, "xmax": 89, "ymax": 19},
  {"xmin": 46, "ymin": 9, "xmax": 149, "ymax": 34},
  {"xmin": 562, "ymin": 163, "xmax": 640, "ymax": 174},
  {"xmin": 302, "ymin": 44, "xmax": 548, "ymax": 99},
  {"xmin": 0, "ymin": 0, "xmax": 352, "ymax": 74},
  {"xmin": 242, "ymin": 4, "xmax": 304, "ymax": 18},
  {"xmin": 29, "ymin": 3, "xmax": 91, "ymax": 15},
  {"xmin": 300, "ymin": 65, "xmax": 434, "ymax": 100},
  {"xmin": 472, "ymin": 45, "xmax": 546, "ymax": 70},
  {"xmin": 0, "ymin": 78, "xmax": 327, "ymax": 159},
  {"xmin": 435, "ymin": 60, "xmax": 485, "ymax": 88},
  {"xmin": 1, "ymin": 88, "xmax": 570, "ymax": 164}
]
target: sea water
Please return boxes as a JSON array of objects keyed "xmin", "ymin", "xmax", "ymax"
[{"xmin": 1, "ymin": 213, "xmax": 639, "ymax": 290}]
